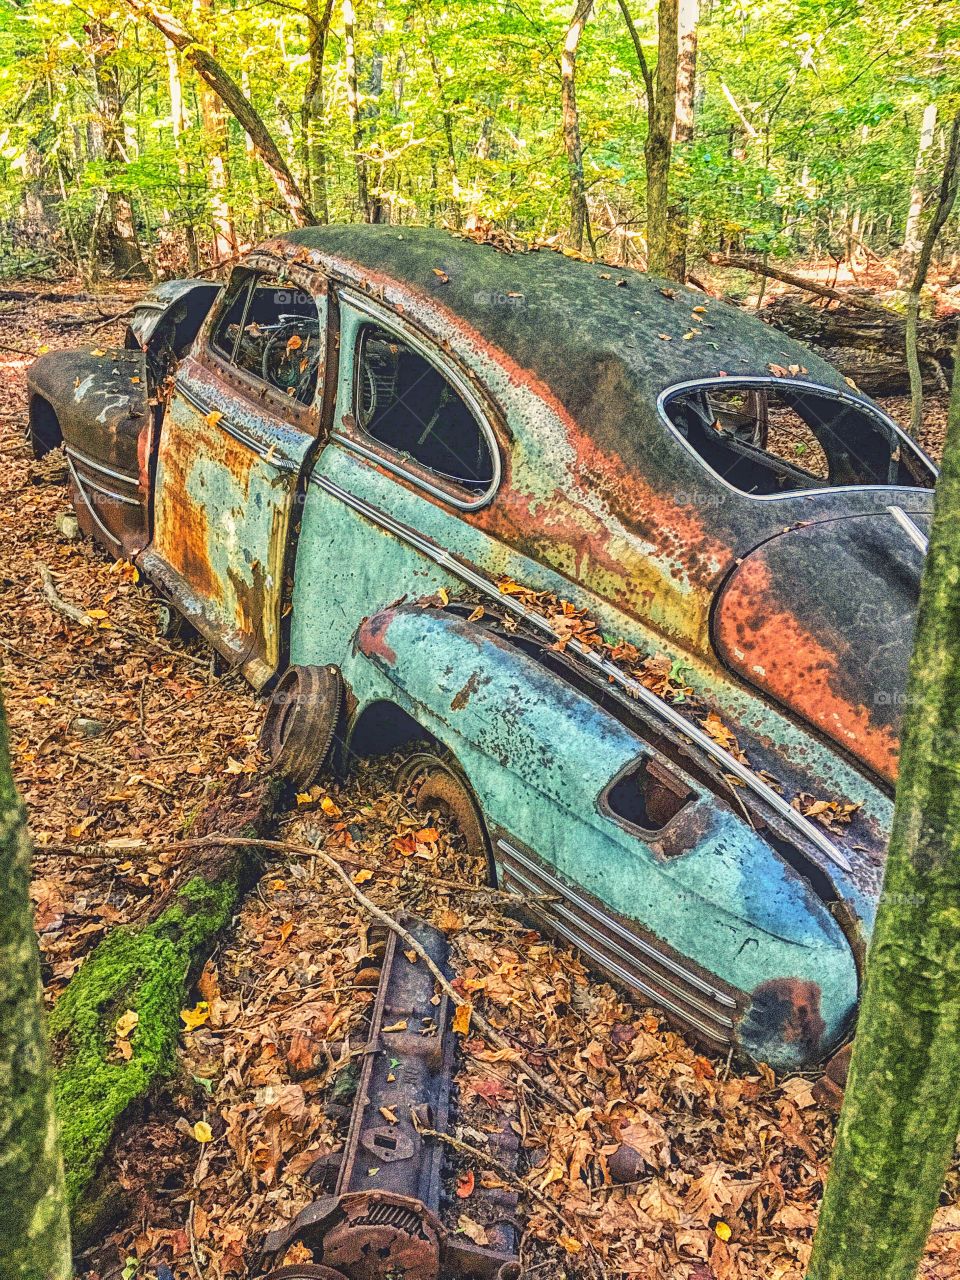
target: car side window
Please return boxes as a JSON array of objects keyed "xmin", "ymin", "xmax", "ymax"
[
  {"xmin": 354, "ymin": 323, "xmax": 495, "ymax": 494},
  {"xmin": 211, "ymin": 273, "xmax": 323, "ymax": 405}
]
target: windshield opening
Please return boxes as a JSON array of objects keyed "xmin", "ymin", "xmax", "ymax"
[{"xmin": 663, "ymin": 380, "xmax": 935, "ymax": 497}]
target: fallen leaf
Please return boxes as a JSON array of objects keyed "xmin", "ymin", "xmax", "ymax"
[
  {"xmin": 452, "ymin": 1003, "xmax": 473, "ymax": 1036},
  {"xmin": 193, "ymin": 1121, "xmax": 213, "ymax": 1143},
  {"xmin": 456, "ymin": 1170, "xmax": 475, "ymax": 1198},
  {"xmin": 180, "ymin": 1001, "xmax": 210, "ymax": 1031},
  {"xmin": 115, "ymin": 1009, "xmax": 139, "ymax": 1039},
  {"xmin": 457, "ymin": 1215, "xmax": 488, "ymax": 1246},
  {"xmin": 353, "ymin": 869, "xmax": 373, "ymax": 884},
  {"xmin": 204, "ymin": 410, "xmax": 223, "ymax": 427}
]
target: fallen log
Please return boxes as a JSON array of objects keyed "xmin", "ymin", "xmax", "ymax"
[
  {"xmin": 705, "ymin": 253, "xmax": 896, "ymax": 313},
  {"xmin": 764, "ymin": 295, "xmax": 957, "ymax": 396},
  {"xmin": 49, "ymin": 770, "xmax": 280, "ymax": 1246}
]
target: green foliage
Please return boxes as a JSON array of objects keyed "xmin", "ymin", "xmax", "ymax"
[{"xmin": 0, "ymin": 0, "xmax": 957, "ymax": 269}]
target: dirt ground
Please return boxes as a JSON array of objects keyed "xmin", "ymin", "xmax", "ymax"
[{"xmin": 2, "ymin": 281, "xmax": 958, "ymax": 1280}]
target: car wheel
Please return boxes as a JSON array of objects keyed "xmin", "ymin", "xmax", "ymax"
[
  {"xmin": 260, "ymin": 664, "xmax": 343, "ymax": 790},
  {"xmin": 395, "ymin": 751, "xmax": 493, "ymax": 881}
]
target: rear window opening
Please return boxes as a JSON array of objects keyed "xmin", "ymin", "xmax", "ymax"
[
  {"xmin": 603, "ymin": 755, "xmax": 695, "ymax": 834},
  {"xmin": 663, "ymin": 380, "xmax": 935, "ymax": 497}
]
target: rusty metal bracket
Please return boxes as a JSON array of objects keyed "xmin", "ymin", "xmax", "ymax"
[{"xmin": 256, "ymin": 914, "xmax": 519, "ymax": 1280}]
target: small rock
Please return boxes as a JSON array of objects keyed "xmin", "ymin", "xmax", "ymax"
[
  {"xmin": 56, "ymin": 512, "xmax": 80, "ymax": 540},
  {"xmin": 71, "ymin": 716, "xmax": 107, "ymax": 738}
]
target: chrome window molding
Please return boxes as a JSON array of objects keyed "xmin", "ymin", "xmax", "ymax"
[
  {"xmin": 65, "ymin": 444, "xmax": 140, "ymax": 489},
  {"xmin": 657, "ymin": 375, "xmax": 937, "ymax": 503},
  {"xmin": 336, "ymin": 289, "xmax": 502, "ymax": 512},
  {"xmin": 172, "ymin": 376, "xmax": 300, "ymax": 472}
]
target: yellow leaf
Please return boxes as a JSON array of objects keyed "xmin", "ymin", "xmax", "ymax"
[
  {"xmin": 715, "ymin": 1221, "xmax": 732, "ymax": 1242},
  {"xmin": 437, "ymin": 586, "xmax": 449, "ymax": 606},
  {"xmin": 180, "ymin": 1001, "xmax": 210, "ymax": 1031},
  {"xmin": 285, "ymin": 333, "xmax": 303, "ymax": 351},
  {"xmin": 115, "ymin": 1009, "xmax": 139, "ymax": 1039},
  {"xmin": 404, "ymin": 949, "xmax": 418, "ymax": 964},
  {"xmin": 204, "ymin": 410, "xmax": 223, "ymax": 428},
  {"xmin": 379, "ymin": 1106, "xmax": 398, "ymax": 1123},
  {"xmin": 383, "ymin": 1020, "xmax": 408, "ymax": 1033},
  {"xmin": 452, "ymin": 1002, "xmax": 472, "ymax": 1036},
  {"xmin": 90, "ymin": 348, "xmax": 106, "ymax": 357},
  {"xmin": 320, "ymin": 795, "xmax": 342, "ymax": 817},
  {"xmin": 558, "ymin": 1235, "xmax": 583, "ymax": 1254},
  {"xmin": 193, "ymin": 1121, "xmax": 213, "ymax": 1143},
  {"xmin": 353, "ymin": 868, "xmax": 373, "ymax": 884},
  {"xmin": 37, "ymin": 344, "xmax": 50, "ymax": 354},
  {"xmin": 467, "ymin": 606, "xmax": 484, "ymax": 623},
  {"xmin": 295, "ymin": 791, "xmax": 313, "ymax": 805},
  {"xmin": 86, "ymin": 608, "xmax": 109, "ymax": 620}
]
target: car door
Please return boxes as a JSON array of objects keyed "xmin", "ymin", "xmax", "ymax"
[{"xmin": 139, "ymin": 257, "xmax": 330, "ymax": 688}]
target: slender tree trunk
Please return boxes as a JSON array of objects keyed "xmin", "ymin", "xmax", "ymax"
[
  {"xmin": 899, "ymin": 103, "xmax": 939, "ymax": 287},
  {"xmin": 364, "ymin": 0, "xmax": 386, "ymax": 221},
  {"xmin": 807, "ymin": 322, "xmax": 960, "ymax": 1280},
  {"xmin": 904, "ymin": 115, "xmax": 960, "ymax": 438},
  {"xmin": 561, "ymin": 0, "xmax": 594, "ymax": 252},
  {"xmin": 302, "ymin": 0, "xmax": 334, "ymax": 223},
  {"xmin": 165, "ymin": 41, "xmax": 200, "ymax": 272},
  {"xmin": 124, "ymin": 0, "xmax": 315, "ymax": 227},
  {"xmin": 343, "ymin": 0, "xmax": 370, "ymax": 219},
  {"xmin": 195, "ymin": 0, "xmax": 238, "ymax": 261},
  {"xmin": 667, "ymin": 0, "xmax": 699, "ymax": 278},
  {"xmin": 646, "ymin": 0, "xmax": 680, "ymax": 276},
  {"xmin": 0, "ymin": 692, "xmax": 72, "ymax": 1280},
  {"xmin": 89, "ymin": 22, "xmax": 147, "ymax": 277}
]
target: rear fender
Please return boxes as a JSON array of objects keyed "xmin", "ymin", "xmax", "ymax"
[{"xmin": 346, "ymin": 604, "xmax": 859, "ymax": 1069}]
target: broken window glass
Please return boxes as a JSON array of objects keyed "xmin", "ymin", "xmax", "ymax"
[
  {"xmin": 664, "ymin": 381, "xmax": 935, "ymax": 496},
  {"xmin": 354, "ymin": 323, "xmax": 495, "ymax": 494},
  {"xmin": 212, "ymin": 274, "xmax": 322, "ymax": 405}
]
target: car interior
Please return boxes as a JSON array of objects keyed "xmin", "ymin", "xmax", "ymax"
[
  {"xmin": 354, "ymin": 324, "xmax": 495, "ymax": 493},
  {"xmin": 665, "ymin": 382, "xmax": 935, "ymax": 495},
  {"xmin": 212, "ymin": 275, "xmax": 322, "ymax": 404}
]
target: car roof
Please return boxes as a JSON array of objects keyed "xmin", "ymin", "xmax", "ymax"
[{"xmin": 273, "ymin": 224, "xmax": 855, "ymax": 449}]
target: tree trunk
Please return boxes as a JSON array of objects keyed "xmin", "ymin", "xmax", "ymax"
[
  {"xmin": 560, "ymin": 0, "xmax": 594, "ymax": 253},
  {"xmin": 302, "ymin": 0, "xmax": 334, "ymax": 223},
  {"xmin": 0, "ymin": 692, "xmax": 72, "ymax": 1280},
  {"xmin": 165, "ymin": 40, "xmax": 200, "ymax": 272},
  {"xmin": 89, "ymin": 22, "xmax": 148, "ymax": 278},
  {"xmin": 806, "ymin": 323, "xmax": 960, "ymax": 1280},
  {"xmin": 617, "ymin": 0, "xmax": 680, "ymax": 277},
  {"xmin": 667, "ymin": 0, "xmax": 699, "ymax": 278},
  {"xmin": 904, "ymin": 114, "xmax": 960, "ymax": 437},
  {"xmin": 125, "ymin": 0, "xmax": 315, "ymax": 227},
  {"xmin": 899, "ymin": 103, "xmax": 938, "ymax": 288},
  {"xmin": 343, "ymin": 0, "xmax": 370, "ymax": 219}
]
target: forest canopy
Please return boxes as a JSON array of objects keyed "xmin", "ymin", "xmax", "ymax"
[{"xmin": 0, "ymin": 0, "xmax": 957, "ymax": 280}]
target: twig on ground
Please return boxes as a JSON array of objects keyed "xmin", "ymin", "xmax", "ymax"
[
  {"xmin": 414, "ymin": 1122, "xmax": 607, "ymax": 1279},
  {"xmin": 93, "ymin": 830, "xmax": 575, "ymax": 1113},
  {"xmin": 73, "ymin": 749, "xmax": 174, "ymax": 797},
  {"xmin": 38, "ymin": 562, "xmax": 209, "ymax": 667}
]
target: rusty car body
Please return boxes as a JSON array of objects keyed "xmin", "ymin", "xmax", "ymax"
[{"xmin": 27, "ymin": 225, "xmax": 937, "ymax": 1075}]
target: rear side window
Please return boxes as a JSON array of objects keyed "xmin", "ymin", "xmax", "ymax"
[
  {"xmin": 664, "ymin": 381, "xmax": 935, "ymax": 496},
  {"xmin": 212, "ymin": 274, "xmax": 322, "ymax": 404},
  {"xmin": 354, "ymin": 323, "xmax": 494, "ymax": 495}
]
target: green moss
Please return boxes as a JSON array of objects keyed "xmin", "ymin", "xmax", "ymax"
[{"xmin": 51, "ymin": 869, "xmax": 242, "ymax": 1208}]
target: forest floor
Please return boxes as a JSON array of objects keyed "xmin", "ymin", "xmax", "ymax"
[{"xmin": 2, "ymin": 279, "xmax": 958, "ymax": 1280}]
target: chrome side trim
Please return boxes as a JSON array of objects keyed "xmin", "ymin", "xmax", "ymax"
[
  {"xmin": 67, "ymin": 458, "xmax": 141, "ymax": 507},
  {"xmin": 66, "ymin": 455, "xmax": 122, "ymax": 550},
  {"xmin": 172, "ymin": 377, "xmax": 299, "ymax": 473},
  {"xmin": 498, "ymin": 838, "xmax": 737, "ymax": 1008},
  {"xmin": 498, "ymin": 856, "xmax": 734, "ymax": 1042},
  {"xmin": 310, "ymin": 472, "xmax": 853, "ymax": 873},
  {"xmin": 65, "ymin": 445, "xmax": 140, "ymax": 489},
  {"xmin": 887, "ymin": 504, "xmax": 929, "ymax": 554},
  {"xmin": 337, "ymin": 289, "xmax": 502, "ymax": 511}
]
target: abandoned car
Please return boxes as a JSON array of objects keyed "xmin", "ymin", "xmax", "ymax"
[{"xmin": 27, "ymin": 226, "xmax": 937, "ymax": 1075}]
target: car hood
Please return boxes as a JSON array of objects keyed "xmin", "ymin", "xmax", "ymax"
[{"xmin": 713, "ymin": 509, "xmax": 929, "ymax": 786}]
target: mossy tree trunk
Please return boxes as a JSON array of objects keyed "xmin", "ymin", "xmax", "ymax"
[
  {"xmin": 807, "ymin": 334, "xmax": 960, "ymax": 1279},
  {"xmin": 0, "ymin": 691, "xmax": 71, "ymax": 1280},
  {"xmin": 51, "ymin": 772, "xmax": 279, "ymax": 1244}
]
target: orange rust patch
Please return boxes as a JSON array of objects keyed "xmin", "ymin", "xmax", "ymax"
[{"xmin": 715, "ymin": 556, "xmax": 900, "ymax": 783}]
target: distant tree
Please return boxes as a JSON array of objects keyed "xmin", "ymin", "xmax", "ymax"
[
  {"xmin": 0, "ymin": 691, "xmax": 71, "ymax": 1279},
  {"xmin": 904, "ymin": 113, "xmax": 960, "ymax": 438},
  {"xmin": 561, "ymin": 0, "xmax": 595, "ymax": 252},
  {"xmin": 807, "ymin": 325, "xmax": 960, "ymax": 1279}
]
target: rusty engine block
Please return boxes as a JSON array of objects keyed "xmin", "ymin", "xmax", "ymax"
[{"xmin": 256, "ymin": 915, "xmax": 520, "ymax": 1280}]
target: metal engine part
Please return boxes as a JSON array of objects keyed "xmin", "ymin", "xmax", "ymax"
[{"xmin": 256, "ymin": 914, "xmax": 519, "ymax": 1280}]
